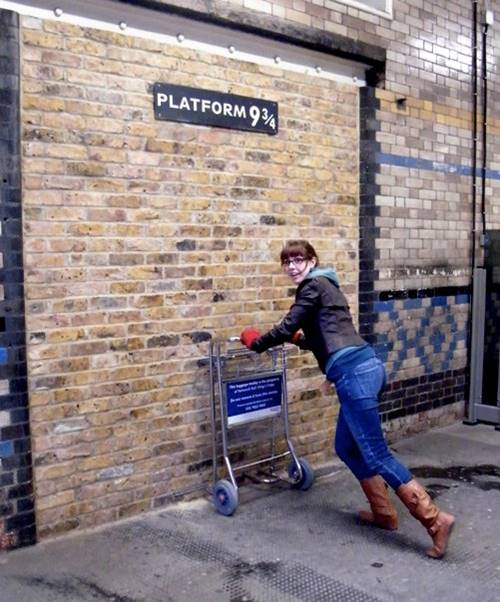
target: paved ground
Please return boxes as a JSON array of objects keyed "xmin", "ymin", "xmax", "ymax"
[{"xmin": 0, "ymin": 421, "xmax": 499, "ymax": 602}]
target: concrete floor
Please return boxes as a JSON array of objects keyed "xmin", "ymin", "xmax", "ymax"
[{"xmin": 0, "ymin": 421, "xmax": 499, "ymax": 602}]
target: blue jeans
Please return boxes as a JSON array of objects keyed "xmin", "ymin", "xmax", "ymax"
[{"xmin": 327, "ymin": 356, "xmax": 412, "ymax": 490}]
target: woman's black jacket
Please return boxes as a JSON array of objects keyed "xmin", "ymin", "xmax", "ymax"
[{"xmin": 251, "ymin": 276, "xmax": 366, "ymax": 373}]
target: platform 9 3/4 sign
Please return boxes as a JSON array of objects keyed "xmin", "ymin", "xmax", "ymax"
[{"xmin": 153, "ymin": 83, "xmax": 278, "ymax": 135}]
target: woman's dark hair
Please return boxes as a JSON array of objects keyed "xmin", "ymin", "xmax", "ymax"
[{"xmin": 280, "ymin": 240, "xmax": 319, "ymax": 265}]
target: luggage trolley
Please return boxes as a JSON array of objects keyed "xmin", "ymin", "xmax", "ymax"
[{"xmin": 209, "ymin": 336, "xmax": 314, "ymax": 516}]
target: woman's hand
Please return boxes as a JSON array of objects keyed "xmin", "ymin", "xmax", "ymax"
[{"xmin": 240, "ymin": 327, "xmax": 261, "ymax": 350}]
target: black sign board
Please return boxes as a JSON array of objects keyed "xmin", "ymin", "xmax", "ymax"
[{"xmin": 153, "ymin": 83, "xmax": 278, "ymax": 135}]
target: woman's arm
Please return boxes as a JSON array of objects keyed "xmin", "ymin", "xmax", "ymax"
[{"xmin": 250, "ymin": 280, "xmax": 319, "ymax": 352}]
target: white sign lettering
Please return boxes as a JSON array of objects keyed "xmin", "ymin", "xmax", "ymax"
[{"xmin": 157, "ymin": 93, "xmax": 248, "ymax": 120}]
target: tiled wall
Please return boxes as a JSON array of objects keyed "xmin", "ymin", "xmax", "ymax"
[
  {"xmin": 374, "ymin": 290, "xmax": 469, "ymax": 380},
  {"xmin": 359, "ymin": 86, "xmax": 469, "ymax": 424},
  {"xmin": 375, "ymin": 289, "xmax": 468, "ymax": 422},
  {"xmin": 0, "ymin": 10, "xmax": 35, "ymax": 549}
]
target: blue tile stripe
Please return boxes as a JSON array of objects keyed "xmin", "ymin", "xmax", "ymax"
[
  {"xmin": 375, "ymin": 294, "xmax": 469, "ymax": 313},
  {"xmin": 377, "ymin": 152, "xmax": 500, "ymax": 180}
]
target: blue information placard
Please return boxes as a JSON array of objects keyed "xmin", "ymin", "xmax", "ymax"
[{"xmin": 226, "ymin": 373, "xmax": 282, "ymax": 426}]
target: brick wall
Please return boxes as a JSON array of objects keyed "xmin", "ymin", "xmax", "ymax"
[
  {"xmin": 0, "ymin": 10, "xmax": 36, "ymax": 550},
  {"xmin": 20, "ymin": 16, "xmax": 361, "ymax": 537},
  {"xmin": 2, "ymin": 0, "xmax": 500, "ymax": 542}
]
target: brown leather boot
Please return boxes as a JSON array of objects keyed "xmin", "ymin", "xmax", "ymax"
[
  {"xmin": 358, "ymin": 475, "xmax": 398, "ymax": 530},
  {"xmin": 396, "ymin": 478, "xmax": 455, "ymax": 558}
]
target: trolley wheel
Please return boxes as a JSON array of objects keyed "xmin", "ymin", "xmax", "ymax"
[
  {"xmin": 288, "ymin": 458, "xmax": 314, "ymax": 491},
  {"xmin": 213, "ymin": 479, "xmax": 238, "ymax": 516}
]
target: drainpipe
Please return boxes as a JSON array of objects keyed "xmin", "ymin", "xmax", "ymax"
[
  {"xmin": 480, "ymin": 8, "xmax": 493, "ymax": 249},
  {"xmin": 470, "ymin": 0, "xmax": 478, "ymax": 273},
  {"xmin": 464, "ymin": 0, "xmax": 479, "ymax": 425}
]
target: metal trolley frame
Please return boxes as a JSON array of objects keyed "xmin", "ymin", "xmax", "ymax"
[{"xmin": 209, "ymin": 336, "xmax": 314, "ymax": 516}]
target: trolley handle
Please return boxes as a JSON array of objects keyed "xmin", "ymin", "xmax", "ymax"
[
  {"xmin": 228, "ymin": 335, "xmax": 271, "ymax": 353},
  {"xmin": 225, "ymin": 336, "xmax": 293, "ymax": 354}
]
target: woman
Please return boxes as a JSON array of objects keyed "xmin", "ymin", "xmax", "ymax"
[{"xmin": 240, "ymin": 239, "xmax": 455, "ymax": 559}]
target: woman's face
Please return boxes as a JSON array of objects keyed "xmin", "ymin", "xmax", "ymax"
[{"xmin": 281, "ymin": 255, "xmax": 317, "ymax": 285}]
